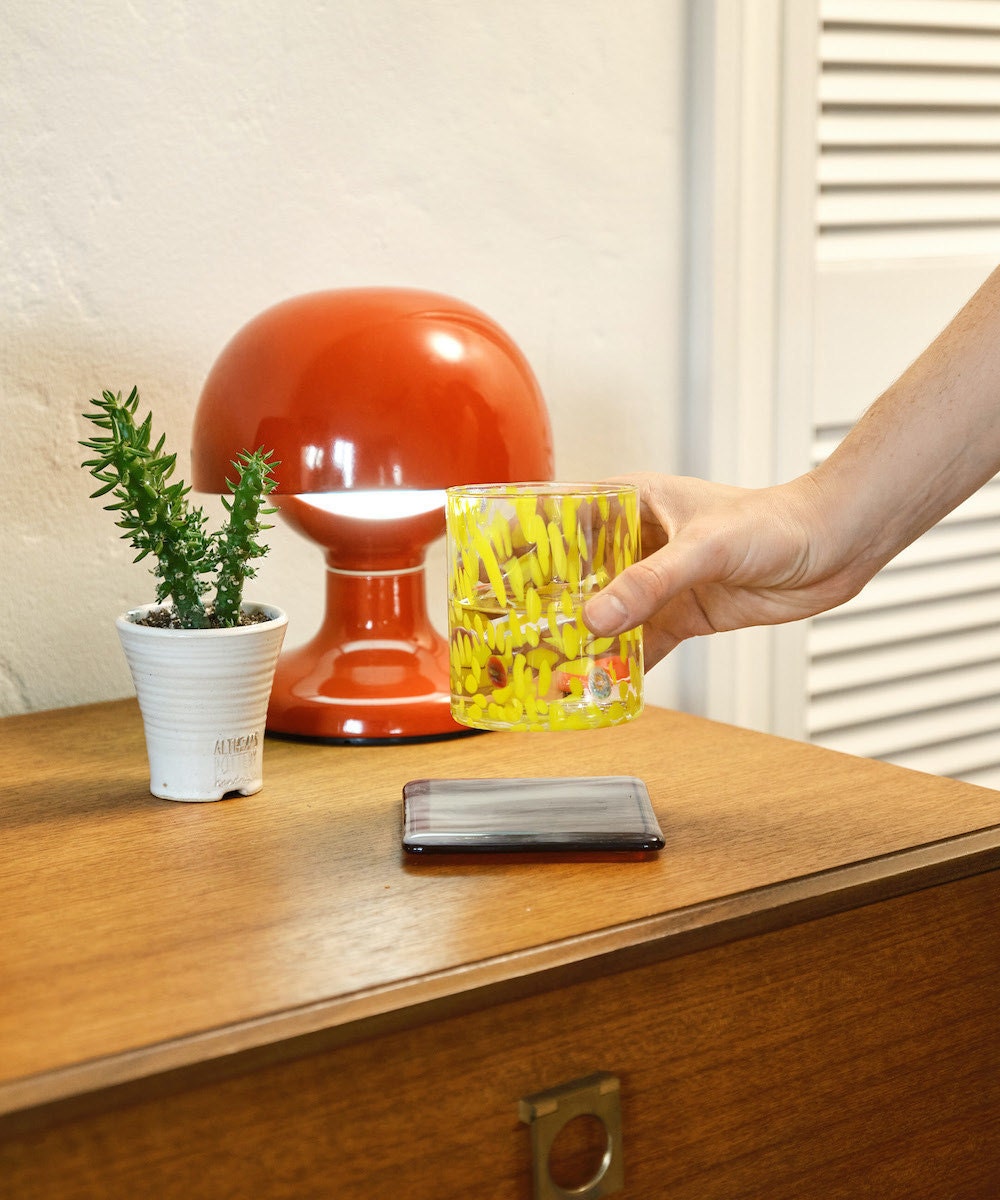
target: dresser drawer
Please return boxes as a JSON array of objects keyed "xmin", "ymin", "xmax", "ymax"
[{"xmin": 4, "ymin": 869, "xmax": 998, "ymax": 1199}]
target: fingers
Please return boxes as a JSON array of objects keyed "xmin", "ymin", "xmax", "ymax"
[
  {"xmin": 642, "ymin": 626, "xmax": 683, "ymax": 670},
  {"xmin": 583, "ymin": 473, "xmax": 747, "ymax": 657}
]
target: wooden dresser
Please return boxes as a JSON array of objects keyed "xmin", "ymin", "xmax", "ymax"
[{"xmin": 1, "ymin": 699, "xmax": 998, "ymax": 1198}]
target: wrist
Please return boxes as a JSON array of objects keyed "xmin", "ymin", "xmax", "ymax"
[{"xmin": 784, "ymin": 464, "xmax": 897, "ymax": 606}]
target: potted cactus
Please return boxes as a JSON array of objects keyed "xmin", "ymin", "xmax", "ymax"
[{"xmin": 81, "ymin": 387, "xmax": 288, "ymax": 801}]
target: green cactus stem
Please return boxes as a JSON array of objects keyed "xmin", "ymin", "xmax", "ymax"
[{"xmin": 213, "ymin": 448, "xmax": 279, "ymax": 627}]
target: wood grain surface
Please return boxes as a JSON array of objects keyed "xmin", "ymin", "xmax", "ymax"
[
  {"xmin": 3, "ymin": 871, "xmax": 998, "ymax": 1199},
  {"xmin": 1, "ymin": 698, "xmax": 998, "ymax": 1119}
]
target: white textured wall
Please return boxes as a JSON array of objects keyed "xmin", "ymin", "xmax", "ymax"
[{"xmin": 1, "ymin": 0, "xmax": 685, "ymax": 717}]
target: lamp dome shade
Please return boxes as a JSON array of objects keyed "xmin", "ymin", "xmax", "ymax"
[{"xmin": 192, "ymin": 288, "xmax": 554, "ymax": 495}]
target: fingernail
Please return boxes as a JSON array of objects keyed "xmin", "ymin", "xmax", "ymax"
[{"xmin": 585, "ymin": 591, "xmax": 628, "ymax": 632}]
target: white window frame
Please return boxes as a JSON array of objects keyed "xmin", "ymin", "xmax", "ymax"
[{"xmin": 679, "ymin": 0, "xmax": 819, "ymax": 738}]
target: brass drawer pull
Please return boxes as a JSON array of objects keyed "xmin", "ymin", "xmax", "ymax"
[{"xmin": 518, "ymin": 1071, "xmax": 624, "ymax": 1199}]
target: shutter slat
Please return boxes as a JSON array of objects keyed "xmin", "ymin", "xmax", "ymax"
[
  {"xmin": 821, "ymin": 112, "xmax": 1000, "ymax": 147},
  {"xmin": 820, "ymin": 150, "xmax": 1000, "ymax": 187},
  {"xmin": 809, "ymin": 659, "xmax": 1000, "ymax": 734},
  {"xmin": 879, "ymin": 733, "xmax": 1000, "ymax": 781},
  {"xmin": 830, "ymin": 556, "xmax": 1000, "ymax": 615},
  {"xmin": 819, "ymin": 226, "xmax": 1000, "ymax": 260},
  {"xmin": 886, "ymin": 520, "xmax": 1000, "ymax": 570},
  {"xmin": 810, "ymin": 625, "xmax": 1000, "ymax": 693},
  {"xmin": 819, "ymin": 189, "xmax": 1000, "ymax": 229},
  {"xmin": 810, "ymin": 590, "xmax": 1000, "ymax": 656},
  {"xmin": 823, "ymin": 29, "xmax": 1000, "ymax": 70},
  {"xmin": 823, "ymin": 0, "xmax": 1000, "ymax": 30},
  {"xmin": 957, "ymin": 762, "xmax": 1000, "ymax": 788},
  {"xmin": 821, "ymin": 70, "xmax": 1000, "ymax": 107},
  {"xmin": 813, "ymin": 694, "xmax": 1000, "ymax": 759},
  {"xmin": 831, "ymin": 728, "xmax": 1000, "ymax": 780}
]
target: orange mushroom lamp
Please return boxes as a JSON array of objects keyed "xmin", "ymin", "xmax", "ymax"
[{"xmin": 192, "ymin": 288, "xmax": 554, "ymax": 742}]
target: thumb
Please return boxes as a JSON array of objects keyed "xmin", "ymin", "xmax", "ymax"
[
  {"xmin": 583, "ymin": 537, "xmax": 713, "ymax": 635},
  {"xmin": 582, "ymin": 587, "xmax": 631, "ymax": 636}
]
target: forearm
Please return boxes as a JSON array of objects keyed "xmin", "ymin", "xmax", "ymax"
[
  {"xmin": 584, "ymin": 267, "xmax": 1000, "ymax": 659},
  {"xmin": 808, "ymin": 265, "xmax": 1000, "ymax": 588}
]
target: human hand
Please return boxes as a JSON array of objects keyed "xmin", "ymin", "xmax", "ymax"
[{"xmin": 583, "ymin": 471, "xmax": 872, "ymax": 669}]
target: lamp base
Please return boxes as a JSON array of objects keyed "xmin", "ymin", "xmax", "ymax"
[
  {"xmin": 265, "ymin": 638, "xmax": 471, "ymax": 743},
  {"xmin": 268, "ymin": 726, "xmax": 485, "ymax": 747}
]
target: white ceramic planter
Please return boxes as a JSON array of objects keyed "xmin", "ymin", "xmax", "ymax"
[{"xmin": 116, "ymin": 603, "xmax": 288, "ymax": 802}]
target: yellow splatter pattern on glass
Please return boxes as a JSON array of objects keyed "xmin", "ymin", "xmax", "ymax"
[{"xmin": 446, "ymin": 484, "xmax": 643, "ymax": 731}]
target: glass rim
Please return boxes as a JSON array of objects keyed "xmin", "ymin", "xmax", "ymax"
[{"xmin": 446, "ymin": 480, "xmax": 637, "ymax": 499}]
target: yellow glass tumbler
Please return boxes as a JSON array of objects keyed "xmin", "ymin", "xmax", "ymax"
[{"xmin": 446, "ymin": 482, "xmax": 643, "ymax": 732}]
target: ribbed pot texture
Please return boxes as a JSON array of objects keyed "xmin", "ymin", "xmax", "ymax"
[{"xmin": 116, "ymin": 603, "xmax": 288, "ymax": 801}]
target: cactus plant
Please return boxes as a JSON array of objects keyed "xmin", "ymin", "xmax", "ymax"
[{"xmin": 81, "ymin": 386, "xmax": 279, "ymax": 629}]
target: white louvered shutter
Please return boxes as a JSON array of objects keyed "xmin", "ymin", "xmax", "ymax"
[
  {"xmin": 808, "ymin": 0, "xmax": 1000, "ymax": 788},
  {"xmin": 818, "ymin": 0, "xmax": 1000, "ymax": 260}
]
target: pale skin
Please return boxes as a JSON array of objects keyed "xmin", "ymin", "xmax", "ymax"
[{"xmin": 584, "ymin": 265, "xmax": 1000, "ymax": 669}]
